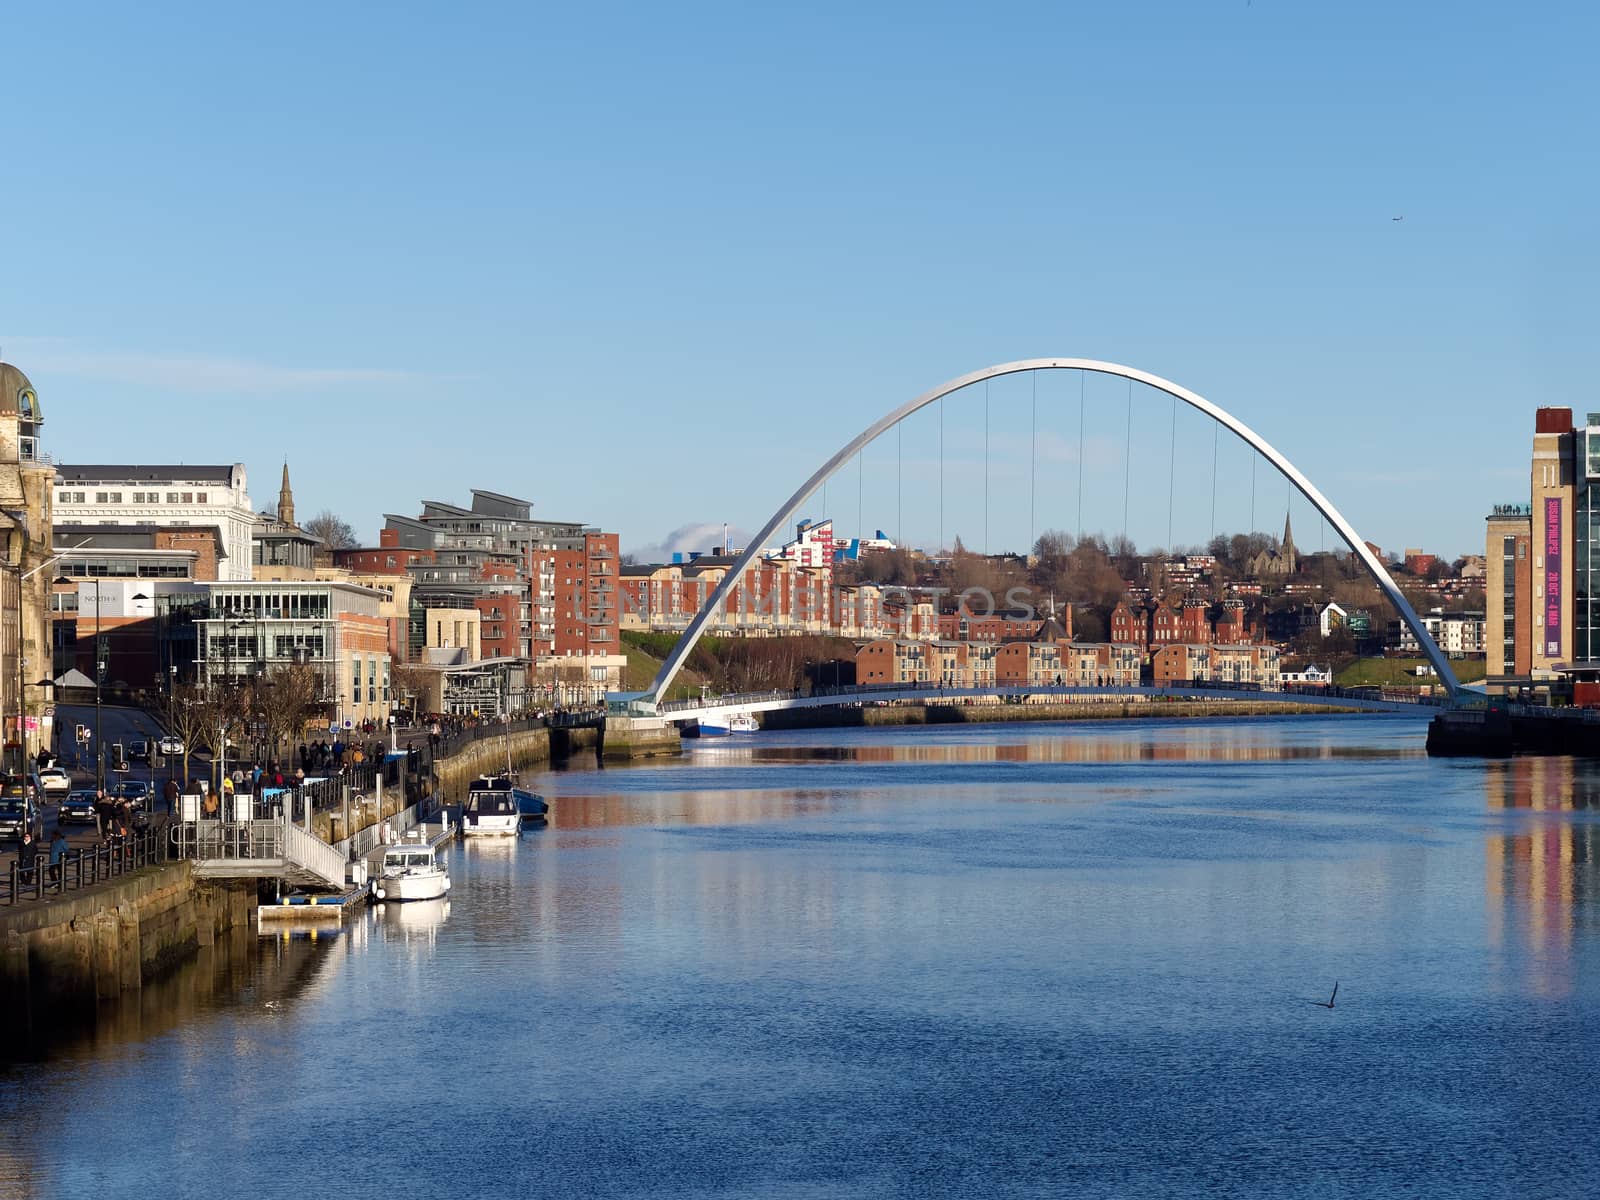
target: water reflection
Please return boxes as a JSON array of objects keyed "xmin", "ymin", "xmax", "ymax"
[
  {"xmin": 374, "ymin": 896, "xmax": 451, "ymax": 942},
  {"xmin": 696, "ymin": 730, "xmax": 1421, "ymax": 766},
  {"xmin": 1483, "ymin": 756, "xmax": 1600, "ymax": 998}
]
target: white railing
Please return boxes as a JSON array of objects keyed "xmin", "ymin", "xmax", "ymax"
[
  {"xmin": 176, "ymin": 815, "xmax": 346, "ymax": 888},
  {"xmin": 280, "ymin": 819, "xmax": 346, "ymax": 887}
]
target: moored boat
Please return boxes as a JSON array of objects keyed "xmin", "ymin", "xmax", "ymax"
[
  {"xmin": 371, "ymin": 842, "xmax": 451, "ymax": 902},
  {"xmin": 464, "ymin": 775, "xmax": 522, "ymax": 836},
  {"xmin": 728, "ymin": 712, "xmax": 759, "ymax": 733}
]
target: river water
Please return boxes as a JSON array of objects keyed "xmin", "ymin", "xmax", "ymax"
[{"xmin": 4, "ymin": 715, "xmax": 1600, "ymax": 1198}]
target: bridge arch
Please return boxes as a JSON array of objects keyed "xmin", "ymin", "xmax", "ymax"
[{"xmin": 641, "ymin": 359, "xmax": 1460, "ymax": 707}]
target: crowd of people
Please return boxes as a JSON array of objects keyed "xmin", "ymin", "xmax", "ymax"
[{"xmin": 12, "ymin": 787, "xmax": 148, "ymax": 892}]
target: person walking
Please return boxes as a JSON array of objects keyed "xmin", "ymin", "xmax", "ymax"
[
  {"xmin": 48, "ymin": 826, "xmax": 68, "ymax": 888},
  {"xmin": 16, "ymin": 830, "xmax": 39, "ymax": 887},
  {"xmin": 164, "ymin": 776, "xmax": 180, "ymax": 818},
  {"xmin": 94, "ymin": 789, "xmax": 113, "ymax": 840}
]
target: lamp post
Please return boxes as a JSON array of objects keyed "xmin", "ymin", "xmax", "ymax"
[{"xmin": 61, "ymin": 577, "xmax": 111, "ymax": 793}]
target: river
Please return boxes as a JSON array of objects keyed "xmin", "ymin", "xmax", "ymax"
[{"xmin": 4, "ymin": 715, "xmax": 1599, "ymax": 1198}]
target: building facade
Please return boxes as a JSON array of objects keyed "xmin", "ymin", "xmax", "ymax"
[
  {"xmin": 54, "ymin": 464, "xmax": 255, "ymax": 580},
  {"xmin": 0, "ymin": 362, "xmax": 56, "ymax": 766},
  {"xmin": 1531, "ymin": 408, "xmax": 1575, "ymax": 675},
  {"xmin": 197, "ymin": 580, "xmax": 392, "ymax": 727}
]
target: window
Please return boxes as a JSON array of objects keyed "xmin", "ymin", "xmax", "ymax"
[
  {"xmin": 167, "ymin": 492, "xmax": 179, "ymax": 503},
  {"xmin": 109, "ymin": 492, "xmax": 122, "ymax": 503},
  {"xmin": 196, "ymin": 492, "xmax": 207, "ymax": 503},
  {"xmin": 95, "ymin": 492, "xmax": 108, "ymax": 503},
  {"xmin": 181, "ymin": 492, "xmax": 193, "ymax": 503}
]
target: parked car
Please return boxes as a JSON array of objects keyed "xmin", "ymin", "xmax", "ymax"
[
  {"xmin": 158, "ymin": 735, "xmax": 184, "ymax": 756},
  {"xmin": 114, "ymin": 780, "xmax": 152, "ymax": 811},
  {"xmin": 0, "ymin": 789, "xmax": 38, "ymax": 843},
  {"xmin": 37, "ymin": 767, "xmax": 72, "ymax": 796},
  {"xmin": 59, "ymin": 790, "xmax": 98, "ymax": 824},
  {"xmin": 129, "ymin": 740, "xmax": 150, "ymax": 762}
]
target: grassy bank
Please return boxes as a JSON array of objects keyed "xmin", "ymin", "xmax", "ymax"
[{"xmin": 1334, "ymin": 657, "xmax": 1486, "ymax": 688}]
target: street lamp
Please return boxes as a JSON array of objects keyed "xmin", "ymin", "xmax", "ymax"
[
  {"xmin": 57, "ymin": 574, "xmax": 108, "ymax": 792},
  {"xmin": 27, "ymin": 678, "xmax": 54, "ymax": 772}
]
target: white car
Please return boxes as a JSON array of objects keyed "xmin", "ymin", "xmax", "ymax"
[
  {"xmin": 38, "ymin": 767, "xmax": 72, "ymax": 795},
  {"xmin": 158, "ymin": 735, "xmax": 184, "ymax": 756}
]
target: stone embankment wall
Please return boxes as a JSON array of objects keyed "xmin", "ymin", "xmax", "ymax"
[
  {"xmin": 601, "ymin": 717, "xmax": 680, "ymax": 761},
  {"xmin": 435, "ymin": 727, "xmax": 552, "ymax": 803},
  {"xmin": 0, "ymin": 862, "xmax": 255, "ymax": 1040},
  {"xmin": 762, "ymin": 699, "xmax": 1356, "ymax": 730}
]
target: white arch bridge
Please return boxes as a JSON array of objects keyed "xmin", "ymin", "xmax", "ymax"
[{"xmin": 616, "ymin": 358, "xmax": 1461, "ymax": 718}]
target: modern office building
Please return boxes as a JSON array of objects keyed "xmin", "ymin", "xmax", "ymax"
[
  {"xmin": 55, "ymin": 463, "xmax": 256, "ymax": 580},
  {"xmin": 196, "ymin": 579, "xmax": 392, "ymax": 727}
]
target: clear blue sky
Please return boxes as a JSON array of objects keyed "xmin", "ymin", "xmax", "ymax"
[{"xmin": 3, "ymin": 1, "xmax": 1592, "ymax": 562}]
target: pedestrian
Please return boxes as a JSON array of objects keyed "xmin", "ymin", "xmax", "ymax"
[
  {"xmin": 163, "ymin": 776, "xmax": 180, "ymax": 817},
  {"xmin": 16, "ymin": 830, "xmax": 38, "ymax": 886},
  {"xmin": 48, "ymin": 826, "xmax": 68, "ymax": 888},
  {"xmin": 94, "ymin": 790, "xmax": 113, "ymax": 840}
]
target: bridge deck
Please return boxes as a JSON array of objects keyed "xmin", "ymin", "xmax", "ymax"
[{"xmin": 654, "ymin": 684, "xmax": 1438, "ymax": 722}]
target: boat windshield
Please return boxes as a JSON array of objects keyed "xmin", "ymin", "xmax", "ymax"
[
  {"xmin": 466, "ymin": 795, "xmax": 517, "ymax": 816},
  {"xmin": 384, "ymin": 851, "xmax": 435, "ymax": 870}
]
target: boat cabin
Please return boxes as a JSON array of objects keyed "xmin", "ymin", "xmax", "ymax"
[{"xmin": 382, "ymin": 848, "xmax": 438, "ymax": 873}]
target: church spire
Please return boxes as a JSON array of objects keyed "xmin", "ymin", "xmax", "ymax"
[
  {"xmin": 278, "ymin": 462, "xmax": 296, "ymax": 527},
  {"xmin": 1281, "ymin": 510, "xmax": 1297, "ymax": 573}
]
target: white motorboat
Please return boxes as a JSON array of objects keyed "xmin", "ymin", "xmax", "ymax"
[
  {"xmin": 463, "ymin": 775, "xmax": 532, "ymax": 835},
  {"xmin": 371, "ymin": 843, "xmax": 451, "ymax": 902},
  {"xmin": 728, "ymin": 712, "xmax": 759, "ymax": 733}
]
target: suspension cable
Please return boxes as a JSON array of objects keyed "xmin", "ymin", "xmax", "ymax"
[
  {"xmin": 984, "ymin": 379, "xmax": 991, "ymax": 556},
  {"xmin": 1210, "ymin": 421, "xmax": 1219, "ymax": 546},
  {"xmin": 1030, "ymin": 370, "xmax": 1037, "ymax": 554},
  {"xmin": 1167, "ymin": 392, "xmax": 1176, "ymax": 550},
  {"xmin": 1077, "ymin": 370, "xmax": 1085, "ymax": 543},
  {"xmin": 1122, "ymin": 378, "xmax": 1132, "ymax": 548}
]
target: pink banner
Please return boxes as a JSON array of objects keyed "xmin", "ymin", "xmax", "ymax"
[{"xmin": 1546, "ymin": 496, "xmax": 1562, "ymax": 657}]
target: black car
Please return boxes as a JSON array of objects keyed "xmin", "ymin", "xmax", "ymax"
[
  {"xmin": 114, "ymin": 781, "xmax": 152, "ymax": 811},
  {"xmin": 59, "ymin": 790, "xmax": 98, "ymax": 825}
]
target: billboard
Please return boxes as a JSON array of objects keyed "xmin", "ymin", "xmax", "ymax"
[{"xmin": 1546, "ymin": 496, "xmax": 1562, "ymax": 657}]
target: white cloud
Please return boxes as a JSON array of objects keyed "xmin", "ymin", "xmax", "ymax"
[
  {"xmin": 0, "ymin": 335, "xmax": 418, "ymax": 394},
  {"xmin": 628, "ymin": 521, "xmax": 754, "ymax": 565}
]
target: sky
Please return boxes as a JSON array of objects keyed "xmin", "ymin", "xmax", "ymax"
[{"xmin": 2, "ymin": 1, "xmax": 1593, "ymax": 562}]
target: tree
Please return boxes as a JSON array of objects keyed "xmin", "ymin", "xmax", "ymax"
[
  {"xmin": 249, "ymin": 663, "xmax": 325, "ymax": 764},
  {"xmin": 392, "ymin": 663, "xmax": 437, "ymax": 720},
  {"xmin": 304, "ymin": 509, "xmax": 358, "ymax": 550},
  {"xmin": 168, "ymin": 681, "xmax": 248, "ymax": 791}
]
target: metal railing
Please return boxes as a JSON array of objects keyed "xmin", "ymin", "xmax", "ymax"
[
  {"xmin": 654, "ymin": 679, "xmax": 1451, "ymax": 714},
  {"xmin": 2, "ymin": 828, "xmax": 168, "ymax": 905},
  {"xmin": 171, "ymin": 815, "xmax": 347, "ymax": 888}
]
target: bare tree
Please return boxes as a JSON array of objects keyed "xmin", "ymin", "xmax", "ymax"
[
  {"xmin": 304, "ymin": 509, "xmax": 359, "ymax": 550},
  {"xmin": 250, "ymin": 663, "xmax": 324, "ymax": 764},
  {"xmin": 168, "ymin": 681, "xmax": 248, "ymax": 791},
  {"xmin": 392, "ymin": 663, "xmax": 437, "ymax": 721}
]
